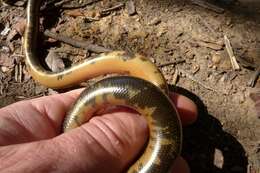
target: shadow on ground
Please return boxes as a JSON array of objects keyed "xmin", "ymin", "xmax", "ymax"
[{"xmin": 170, "ymin": 85, "xmax": 248, "ymax": 173}]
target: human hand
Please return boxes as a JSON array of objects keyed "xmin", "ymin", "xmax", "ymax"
[{"xmin": 0, "ymin": 89, "xmax": 197, "ymax": 173}]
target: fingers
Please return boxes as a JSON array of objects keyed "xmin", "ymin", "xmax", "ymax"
[
  {"xmin": 0, "ymin": 90, "xmax": 196, "ymax": 172},
  {"xmin": 55, "ymin": 112, "xmax": 148, "ymax": 172},
  {"xmin": 0, "ymin": 88, "xmax": 197, "ymax": 145},
  {"xmin": 0, "ymin": 112, "xmax": 148, "ymax": 173},
  {"xmin": 170, "ymin": 93, "xmax": 198, "ymax": 126},
  {"xmin": 0, "ymin": 112, "xmax": 191, "ymax": 173},
  {"xmin": 0, "ymin": 89, "xmax": 84, "ymax": 145}
]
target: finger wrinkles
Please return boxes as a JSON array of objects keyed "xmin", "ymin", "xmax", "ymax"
[
  {"xmin": 52, "ymin": 112, "xmax": 148, "ymax": 173},
  {"xmin": 56, "ymin": 125, "xmax": 122, "ymax": 172},
  {"xmin": 88, "ymin": 115, "xmax": 126, "ymax": 159},
  {"xmin": 0, "ymin": 117, "xmax": 33, "ymax": 146},
  {"xmin": 0, "ymin": 141, "xmax": 58, "ymax": 173}
]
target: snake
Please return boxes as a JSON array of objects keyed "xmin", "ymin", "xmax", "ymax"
[{"xmin": 3, "ymin": 0, "xmax": 183, "ymax": 172}]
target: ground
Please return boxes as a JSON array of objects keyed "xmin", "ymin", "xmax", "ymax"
[{"xmin": 0, "ymin": 0, "xmax": 259, "ymax": 172}]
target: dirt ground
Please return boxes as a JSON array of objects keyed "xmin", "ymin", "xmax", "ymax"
[{"xmin": 0, "ymin": 0, "xmax": 259, "ymax": 172}]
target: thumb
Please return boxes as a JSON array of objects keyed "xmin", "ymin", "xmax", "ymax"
[
  {"xmin": 55, "ymin": 112, "xmax": 148, "ymax": 173},
  {"xmin": 0, "ymin": 112, "xmax": 148, "ymax": 173}
]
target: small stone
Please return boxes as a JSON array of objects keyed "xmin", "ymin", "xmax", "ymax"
[
  {"xmin": 208, "ymin": 61, "xmax": 214, "ymax": 68},
  {"xmin": 186, "ymin": 50, "xmax": 195, "ymax": 59},
  {"xmin": 226, "ymin": 18, "xmax": 232, "ymax": 26},
  {"xmin": 192, "ymin": 64, "xmax": 200, "ymax": 74},
  {"xmin": 35, "ymin": 85, "xmax": 47, "ymax": 95},
  {"xmin": 214, "ymin": 149, "xmax": 224, "ymax": 169},
  {"xmin": 212, "ymin": 53, "xmax": 222, "ymax": 64},
  {"xmin": 1, "ymin": 66, "xmax": 9, "ymax": 73},
  {"xmin": 212, "ymin": 65, "xmax": 217, "ymax": 70},
  {"xmin": 48, "ymin": 88, "xmax": 59, "ymax": 95}
]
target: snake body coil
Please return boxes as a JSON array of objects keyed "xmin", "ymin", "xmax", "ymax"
[
  {"xmin": 63, "ymin": 76, "xmax": 182, "ymax": 173},
  {"xmin": 5, "ymin": 0, "xmax": 183, "ymax": 172}
]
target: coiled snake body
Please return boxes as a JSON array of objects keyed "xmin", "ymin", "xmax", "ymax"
[{"xmin": 4, "ymin": 0, "xmax": 183, "ymax": 172}]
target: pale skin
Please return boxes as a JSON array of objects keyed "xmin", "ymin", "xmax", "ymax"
[{"xmin": 0, "ymin": 89, "xmax": 198, "ymax": 173}]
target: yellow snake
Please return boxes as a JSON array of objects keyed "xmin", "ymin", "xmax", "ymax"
[{"xmin": 4, "ymin": 0, "xmax": 183, "ymax": 172}]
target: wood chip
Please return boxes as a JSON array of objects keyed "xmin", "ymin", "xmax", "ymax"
[
  {"xmin": 224, "ymin": 35, "xmax": 240, "ymax": 70},
  {"xmin": 44, "ymin": 30, "xmax": 111, "ymax": 53},
  {"xmin": 126, "ymin": 0, "xmax": 136, "ymax": 16},
  {"xmin": 13, "ymin": 18, "xmax": 26, "ymax": 36},
  {"xmin": 196, "ymin": 40, "xmax": 224, "ymax": 50},
  {"xmin": 171, "ymin": 69, "xmax": 179, "ymax": 85},
  {"xmin": 14, "ymin": 63, "xmax": 23, "ymax": 83},
  {"xmin": 45, "ymin": 50, "xmax": 65, "ymax": 72},
  {"xmin": 23, "ymin": 65, "xmax": 31, "ymax": 81},
  {"xmin": 148, "ymin": 17, "xmax": 161, "ymax": 26},
  {"xmin": 64, "ymin": 9, "xmax": 84, "ymax": 17}
]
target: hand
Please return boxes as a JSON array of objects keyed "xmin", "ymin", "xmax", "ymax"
[{"xmin": 0, "ymin": 89, "xmax": 197, "ymax": 173}]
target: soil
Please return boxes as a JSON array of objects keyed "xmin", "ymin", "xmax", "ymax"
[{"xmin": 0, "ymin": 0, "xmax": 259, "ymax": 172}]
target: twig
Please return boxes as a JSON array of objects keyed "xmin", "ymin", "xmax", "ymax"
[
  {"xmin": 44, "ymin": 30, "xmax": 112, "ymax": 53},
  {"xmin": 14, "ymin": 64, "xmax": 18, "ymax": 82},
  {"xmin": 171, "ymin": 69, "xmax": 179, "ymax": 85},
  {"xmin": 178, "ymin": 68, "xmax": 226, "ymax": 94},
  {"xmin": 196, "ymin": 40, "xmax": 224, "ymax": 50},
  {"xmin": 19, "ymin": 62, "xmax": 22, "ymax": 82},
  {"xmin": 191, "ymin": 0, "xmax": 224, "ymax": 13},
  {"xmin": 101, "ymin": 3, "xmax": 125, "ymax": 15},
  {"xmin": 224, "ymin": 35, "xmax": 240, "ymax": 70},
  {"xmin": 0, "ymin": 84, "xmax": 3, "ymax": 96},
  {"xmin": 158, "ymin": 59, "xmax": 185, "ymax": 67},
  {"xmin": 61, "ymin": 0, "xmax": 101, "ymax": 9},
  {"xmin": 41, "ymin": 0, "xmax": 100, "ymax": 11}
]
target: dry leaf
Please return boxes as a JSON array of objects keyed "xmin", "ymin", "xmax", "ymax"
[
  {"xmin": 0, "ymin": 53, "xmax": 14, "ymax": 68},
  {"xmin": 13, "ymin": 18, "xmax": 26, "ymax": 36},
  {"xmin": 45, "ymin": 50, "xmax": 65, "ymax": 72},
  {"xmin": 7, "ymin": 18, "xmax": 26, "ymax": 42},
  {"xmin": 65, "ymin": 9, "xmax": 84, "ymax": 17}
]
